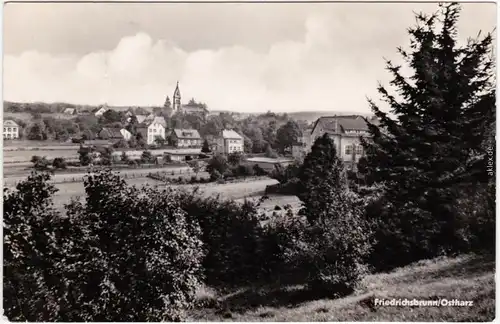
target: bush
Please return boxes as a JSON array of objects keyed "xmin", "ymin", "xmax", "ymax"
[
  {"xmin": 176, "ymin": 191, "xmax": 270, "ymax": 286},
  {"xmin": 265, "ymin": 178, "xmax": 300, "ymax": 195},
  {"xmin": 3, "ymin": 170, "xmax": 205, "ymax": 321},
  {"xmin": 31, "ymin": 155, "xmax": 50, "ymax": 170},
  {"xmin": 253, "ymin": 164, "xmax": 267, "ymax": 176},
  {"xmin": 206, "ymin": 155, "xmax": 229, "ymax": 180},
  {"xmin": 285, "ymin": 191, "xmax": 372, "ymax": 296},
  {"xmin": 52, "ymin": 157, "xmax": 67, "ymax": 169}
]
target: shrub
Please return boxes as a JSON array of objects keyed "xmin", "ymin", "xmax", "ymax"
[
  {"xmin": 206, "ymin": 155, "xmax": 229, "ymax": 180},
  {"xmin": 253, "ymin": 164, "xmax": 267, "ymax": 176},
  {"xmin": 31, "ymin": 155, "xmax": 50, "ymax": 170},
  {"xmin": 176, "ymin": 191, "xmax": 269, "ymax": 286},
  {"xmin": 209, "ymin": 170, "xmax": 223, "ymax": 182},
  {"xmin": 141, "ymin": 150, "xmax": 153, "ymax": 163},
  {"xmin": 4, "ymin": 170, "xmax": 205, "ymax": 321},
  {"xmin": 52, "ymin": 157, "xmax": 67, "ymax": 169}
]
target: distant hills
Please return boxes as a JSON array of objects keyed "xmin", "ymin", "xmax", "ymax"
[
  {"xmin": 209, "ymin": 110, "xmax": 370, "ymax": 123},
  {"xmin": 4, "ymin": 101, "xmax": 370, "ymax": 124}
]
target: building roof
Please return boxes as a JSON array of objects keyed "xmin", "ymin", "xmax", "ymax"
[
  {"xmin": 99, "ymin": 127, "xmax": 123, "ymax": 138},
  {"xmin": 221, "ymin": 129, "xmax": 243, "ymax": 140},
  {"xmin": 4, "ymin": 120, "xmax": 19, "ymax": 127},
  {"xmin": 173, "ymin": 128, "xmax": 201, "ymax": 139},
  {"xmin": 145, "ymin": 116, "xmax": 167, "ymax": 127},
  {"xmin": 63, "ymin": 108, "xmax": 76, "ymax": 114},
  {"xmin": 311, "ymin": 115, "xmax": 372, "ymax": 135},
  {"xmin": 92, "ymin": 106, "xmax": 107, "ymax": 113},
  {"xmin": 136, "ymin": 115, "xmax": 148, "ymax": 123}
]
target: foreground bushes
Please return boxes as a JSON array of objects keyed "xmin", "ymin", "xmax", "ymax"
[
  {"xmin": 176, "ymin": 189, "xmax": 271, "ymax": 286},
  {"xmin": 3, "ymin": 170, "xmax": 204, "ymax": 321}
]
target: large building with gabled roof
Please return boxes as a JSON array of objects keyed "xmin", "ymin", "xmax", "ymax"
[{"xmin": 294, "ymin": 115, "xmax": 378, "ymax": 167}]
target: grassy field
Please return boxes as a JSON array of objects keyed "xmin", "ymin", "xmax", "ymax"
[
  {"xmin": 189, "ymin": 253, "xmax": 495, "ymax": 322},
  {"xmin": 3, "ymin": 149, "xmax": 80, "ymax": 163},
  {"xmin": 21, "ymin": 176, "xmax": 278, "ymax": 210}
]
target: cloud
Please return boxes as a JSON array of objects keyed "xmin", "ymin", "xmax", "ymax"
[{"xmin": 3, "ymin": 5, "xmax": 496, "ymax": 113}]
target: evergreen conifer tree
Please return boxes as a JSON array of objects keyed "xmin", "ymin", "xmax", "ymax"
[
  {"xmin": 361, "ymin": 3, "xmax": 495, "ymax": 267},
  {"xmin": 298, "ymin": 133, "xmax": 347, "ymax": 225}
]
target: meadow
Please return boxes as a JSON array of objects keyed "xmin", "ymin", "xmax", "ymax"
[
  {"xmin": 189, "ymin": 253, "xmax": 495, "ymax": 322},
  {"xmin": 3, "ymin": 149, "xmax": 80, "ymax": 163},
  {"xmin": 45, "ymin": 176, "xmax": 279, "ymax": 208}
]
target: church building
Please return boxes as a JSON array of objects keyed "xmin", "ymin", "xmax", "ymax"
[{"xmin": 163, "ymin": 82, "xmax": 208, "ymax": 118}]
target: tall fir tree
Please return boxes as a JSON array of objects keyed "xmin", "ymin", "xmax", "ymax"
[
  {"xmin": 361, "ymin": 3, "xmax": 495, "ymax": 268},
  {"xmin": 298, "ymin": 133, "xmax": 348, "ymax": 225}
]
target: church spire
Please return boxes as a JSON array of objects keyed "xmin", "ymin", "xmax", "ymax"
[{"xmin": 173, "ymin": 81, "xmax": 181, "ymax": 112}]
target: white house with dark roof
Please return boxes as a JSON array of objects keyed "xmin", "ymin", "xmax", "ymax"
[
  {"xmin": 297, "ymin": 115, "xmax": 377, "ymax": 166},
  {"xmin": 216, "ymin": 129, "xmax": 244, "ymax": 154},
  {"xmin": 3, "ymin": 120, "xmax": 20, "ymax": 139},
  {"xmin": 170, "ymin": 129, "xmax": 202, "ymax": 148}
]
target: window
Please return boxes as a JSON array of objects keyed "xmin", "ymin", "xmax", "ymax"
[
  {"xmin": 345, "ymin": 144, "xmax": 353, "ymax": 155},
  {"xmin": 7, "ymin": 127, "xmax": 11, "ymax": 132},
  {"xmin": 355, "ymin": 145, "xmax": 363, "ymax": 155},
  {"xmin": 3, "ymin": 128, "xmax": 6, "ymax": 132}
]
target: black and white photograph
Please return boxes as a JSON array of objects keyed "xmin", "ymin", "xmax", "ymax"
[{"xmin": 2, "ymin": 1, "xmax": 496, "ymax": 321}]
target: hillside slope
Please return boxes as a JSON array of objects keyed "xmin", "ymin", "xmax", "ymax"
[{"xmin": 190, "ymin": 253, "xmax": 495, "ymax": 322}]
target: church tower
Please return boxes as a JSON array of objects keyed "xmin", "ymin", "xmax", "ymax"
[{"xmin": 173, "ymin": 81, "xmax": 181, "ymax": 113}]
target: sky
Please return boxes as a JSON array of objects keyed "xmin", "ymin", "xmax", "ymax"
[{"xmin": 3, "ymin": 1, "xmax": 497, "ymax": 113}]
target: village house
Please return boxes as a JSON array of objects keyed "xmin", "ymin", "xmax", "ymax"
[
  {"xmin": 136, "ymin": 120, "xmax": 166, "ymax": 145},
  {"xmin": 63, "ymin": 107, "xmax": 76, "ymax": 115},
  {"xmin": 216, "ymin": 129, "xmax": 244, "ymax": 154},
  {"xmin": 93, "ymin": 106, "xmax": 108, "ymax": 117},
  {"xmin": 3, "ymin": 120, "xmax": 20, "ymax": 140},
  {"xmin": 170, "ymin": 129, "xmax": 202, "ymax": 148},
  {"xmin": 297, "ymin": 115, "xmax": 377, "ymax": 168}
]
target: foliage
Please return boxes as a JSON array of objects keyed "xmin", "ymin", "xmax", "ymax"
[
  {"xmin": 252, "ymin": 164, "xmax": 268, "ymax": 176},
  {"xmin": 116, "ymin": 151, "xmax": 127, "ymax": 164},
  {"xmin": 3, "ymin": 170, "xmax": 205, "ymax": 321},
  {"xmin": 269, "ymin": 162, "xmax": 301, "ymax": 184},
  {"xmin": 265, "ymin": 145, "xmax": 278, "ymax": 158},
  {"xmin": 30, "ymin": 155, "xmax": 51, "ymax": 170},
  {"xmin": 361, "ymin": 3, "xmax": 496, "ymax": 269},
  {"xmin": 297, "ymin": 133, "xmax": 347, "ymax": 225},
  {"xmin": 189, "ymin": 160, "xmax": 202, "ymax": 177},
  {"xmin": 141, "ymin": 150, "xmax": 154, "ymax": 163},
  {"xmin": 113, "ymin": 139, "xmax": 129, "ymax": 149},
  {"xmin": 27, "ymin": 122, "xmax": 48, "ymax": 140},
  {"xmin": 206, "ymin": 154, "xmax": 229, "ymax": 180},
  {"xmin": 201, "ymin": 139, "xmax": 211, "ymax": 153},
  {"xmin": 227, "ymin": 152, "xmax": 244, "ymax": 166},
  {"xmin": 276, "ymin": 120, "xmax": 302, "ymax": 153},
  {"xmin": 154, "ymin": 136, "xmax": 166, "ymax": 147},
  {"xmin": 176, "ymin": 190, "xmax": 269, "ymax": 286},
  {"xmin": 78, "ymin": 146, "xmax": 93, "ymax": 166},
  {"xmin": 52, "ymin": 157, "xmax": 67, "ymax": 169}
]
